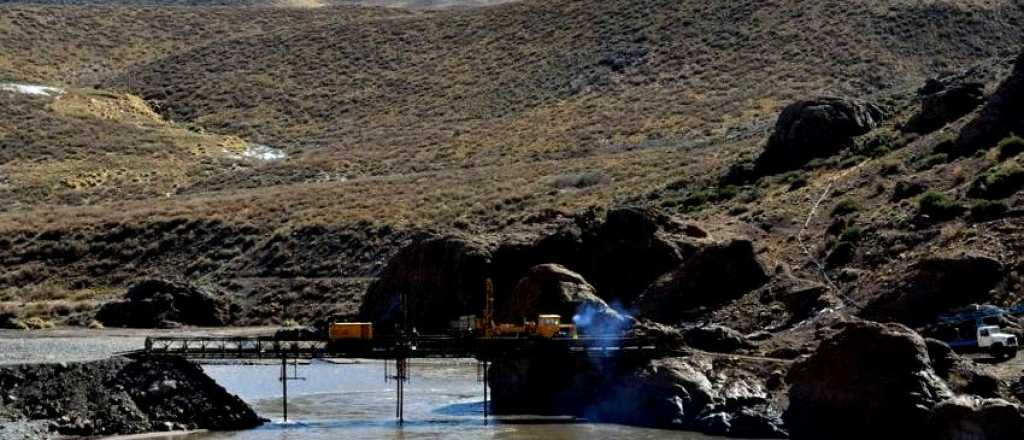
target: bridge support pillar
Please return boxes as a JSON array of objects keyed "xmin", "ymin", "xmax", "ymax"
[
  {"xmin": 280, "ymin": 355, "xmax": 288, "ymax": 422},
  {"xmin": 483, "ymin": 359, "xmax": 489, "ymax": 423}
]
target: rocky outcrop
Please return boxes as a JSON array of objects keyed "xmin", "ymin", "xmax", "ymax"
[
  {"xmin": 361, "ymin": 207, "xmax": 698, "ymax": 331},
  {"xmin": 683, "ymin": 324, "xmax": 753, "ymax": 353},
  {"xmin": 492, "ymin": 207, "xmax": 688, "ymax": 309},
  {"xmin": 635, "ymin": 239, "xmax": 768, "ymax": 324},
  {"xmin": 905, "ymin": 79, "xmax": 986, "ymax": 134},
  {"xmin": 358, "ymin": 235, "xmax": 492, "ymax": 332},
  {"xmin": 97, "ymin": 279, "xmax": 230, "ymax": 328},
  {"xmin": 0, "ymin": 357, "xmax": 261, "ymax": 437},
  {"xmin": 509, "ymin": 264, "xmax": 628, "ymax": 335},
  {"xmin": 578, "ymin": 207, "xmax": 690, "ymax": 305},
  {"xmin": 955, "ymin": 52, "xmax": 1024, "ymax": 156},
  {"xmin": 785, "ymin": 321, "xmax": 953, "ymax": 439},
  {"xmin": 860, "ymin": 253, "xmax": 1004, "ymax": 326},
  {"xmin": 926, "ymin": 338, "xmax": 1001, "ymax": 398},
  {"xmin": 490, "ymin": 354, "xmax": 786, "ymax": 438},
  {"xmin": 930, "ymin": 397, "xmax": 1024, "ymax": 440},
  {"xmin": 756, "ymin": 97, "xmax": 885, "ymax": 173}
]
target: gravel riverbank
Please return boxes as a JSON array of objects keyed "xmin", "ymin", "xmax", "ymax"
[{"xmin": 0, "ymin": 328, "xmax": 276, "ymax": 365}]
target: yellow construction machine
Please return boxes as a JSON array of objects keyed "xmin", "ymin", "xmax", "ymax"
[{"xmin": 451, "ymin": 279, "xmax": 578, "ymax": 339}]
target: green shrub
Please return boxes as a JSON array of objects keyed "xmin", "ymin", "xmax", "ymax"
[
  {"xmin": 831, "ymin": 199, "xmax": 861, "ymax": 217},
  {"xmin": 892, "ymin": 180, "xmax": 927, "ymax": 201},
  {"xmin": 914, "ymin": 153, "xmax": 948, "ymax": 171},
  {"xmin": 826, "ymin": 241, "xmax": 856, "ymax": 268},
  {"xmin": 918, "ymin": 191, "xmax": 964, "ymax": 220},
  {"xmin": 879, "ymin": 162, "xmax": 902, "ymax": 176},
  {"xmin": 997, "ymin": 135, "xmax": 1024, "ymax": 161},
  {"xmin": 839, "ymin": 154, "xmax": 867, "ymax": 169},
  {"xmin": 969, "ymin": 199, "xmax": 1009, "ymax": 222},
  {"xmin": 779, "ymin": 172, "xmax": 808, "ymax": 191},
  {"xmin": 838, "ymin": 226, "xmax": 864, "ymax": 243},
  {"xmin": 968, "ymin": 164, "xmax": 1024, "ymax": 199}
]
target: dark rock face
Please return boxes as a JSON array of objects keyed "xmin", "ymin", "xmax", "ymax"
[
  {"xmin": 490, "ymin": 355, "xmax": 786, "ymax": 438},
  {"xmin": 97, "ymin": 279, "xmax": 230, "ymax": 328},
  {"xmin": 683, "ymin": 324, "xmax": 753, "ymax": 353},
  {"xmin": 635, "ymin": 239, "xmax": 768, "ymax": 323},
  {"xmin": 756, "ymin": 97, "xmax": 885, "ymax": 173},
  {"xmin": 926, "ymin": 338, "xmax": 1001, "ymax": 398},
  {"xmin": 785, "ymin": 321, "xmax": 952, "ymax": 440},
  {"xmin": 580, "ymin": 207, "xmax": 688, "ymax": 305},
  {"xmin": 860, "ymin": 253, "xmax": 1004, "ymax": 326},
  {"xmin": 358, "ymin": 235, "xmax": 492, "ymax": 333},
  {"xmin": 905, "ymin": 80, "xmax": 986, "ymax": 134},
  {"xmin": 509, "ymin": 264, "xmax": 627, "ymax": 335},
  {"xmin": 956, "ymin": 52, "xmax": 1024, "ymax": 156},
  {"xmin": 0, "ymin": 310, "xmax": 18, "ymax": 329},
  {"xmin": 0, "ymin": 357, "xmax": 261, "ymax": 437},
  {"xmin": 361, "ymin": 207, "xmax": 694, "ymax": 332},
  {"xmin": 930, "ymin": 397, "xmax": 1024, "ymax": 440}
]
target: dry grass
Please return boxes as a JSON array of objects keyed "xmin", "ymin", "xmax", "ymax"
[{"xmin": 0, "ymin": 0, "xmax": 1022, "ymax": 324}]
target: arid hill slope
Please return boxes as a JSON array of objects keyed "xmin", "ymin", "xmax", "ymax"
[{"xmin": 0, "ymin": 0, "xmax": 1022, "ymax": 326}]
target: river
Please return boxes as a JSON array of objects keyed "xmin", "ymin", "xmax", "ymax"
[{"xmin": 169, "ymin": 360, "xmax": 738, "ymax": 440}]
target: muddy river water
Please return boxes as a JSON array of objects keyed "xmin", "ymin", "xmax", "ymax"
[{"xmin": 182, "ymin": 361, "xmax": 743, "ymax": 440}]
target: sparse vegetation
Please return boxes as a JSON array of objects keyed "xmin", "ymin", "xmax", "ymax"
[
  {"xmin": 838, "ymin": 226, "xmax": 864, "ymax": 243},
  {"xmin": 914, "ymin": 153, "xmax": 948, "ymax": 171},
  {"xmin": 997, "ymin": 135, "xmax": 1024, "ymax": 161},
  {"xmin": 968, "ymin": 163, "xmax": 1024, "ymax": 199},
  {"xmin": 0, "ymin": 0, "xmax": 1022, "ymax": 327},
  {"xmin": 831, "ymin": 199, "xmax": 861, "ymax": 217},
  {"xmin": 918, "ymin": 191, "xmax": 964, "ymax": 220},
  {"xmin": 879, "ymin": 162, "xmax": 903, "ymax": 176},
  {"xmin": 969, "ymin": 199, "xmax": 1010, "ymax": 222}
]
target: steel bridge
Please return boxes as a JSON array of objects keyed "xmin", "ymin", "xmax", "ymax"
[{"xmin": 127, "ymin": 334, "xmax": 679, "ymax": 423}]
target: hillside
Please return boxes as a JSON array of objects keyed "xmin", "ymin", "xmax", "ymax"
[
  {"xmin": 0, "ymin": 0, "xmax": 1022, "ymax": 327},
  {"xmin": 0, "ymin": 0, "xmax": 513, "ymax": 7}
]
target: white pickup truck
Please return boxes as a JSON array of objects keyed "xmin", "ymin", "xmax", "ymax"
[{"xmin": 949, "ymin": 325, "xmax": 1019, "ymax": 359}]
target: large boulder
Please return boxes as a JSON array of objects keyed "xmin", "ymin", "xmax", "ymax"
[
  {"xmin": 358, "ymin": 235, "xmax": 491, "ymax": 333},
  {"xmin": 635, "ymin": 238, "xmax": 768, "ymax": 324},
  {"xmin": 905, "ymin": 80, "xmax": 986, "ymax": 134},
  {"xmin": 490, "ymin": 207, "xmax": 688, "ymax": 310},
  {"xmin": 756, "ymin": 97, "xmax": 885, "ymax": 173},
  {"xmin": 860, "ymin": 253, "xmax": 1004, "ymax": 326},
  {"xmin": 508, "ymin": 264, "xmax": 628, "ymax": 335},
  {"xmin": 97, "ymin": 279, "xmax": 229, "ymax": 328},
  {"xmin": 955, "ymin": 52, "xmax": 1024, "ymax": 156},
  {"xmin": 580, "ymin": 207, "xmax": 689, "ymax": 305},
  {"xmin": 489, "ymin": 355, "xmax": 786, "ymax": 438},
  {"xmin": 930, "ymin": 397, "xmax": 1024, "ymax": 440},
  {"xmin": 926, "ymin": 338, "xmax": 1000, "ymax": 398},
  {"xmin": 784, "ymin": 321, "xmax": 953, "ymax": 440}
]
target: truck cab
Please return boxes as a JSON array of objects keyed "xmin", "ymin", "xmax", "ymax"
[{"xmin": 977, "ymin": 325, "xmax": 1018, "ymax": 359}]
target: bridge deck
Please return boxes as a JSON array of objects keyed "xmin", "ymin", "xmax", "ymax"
[{"xmin": 135, "ymin": 335, "xmax": 676, "ymax": 360}]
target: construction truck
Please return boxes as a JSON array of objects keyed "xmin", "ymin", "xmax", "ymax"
[{"xmin": 948, "ymin": 325, "xmax": 1019, "ymax": 360}]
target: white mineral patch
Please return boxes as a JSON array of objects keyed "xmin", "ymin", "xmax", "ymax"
[
  {"xmin": 224, "ymin": 144, "xmax": 287, "ymax": 162},
  {"xmin": 0, "ymin": 82, "xmax": 64, "ymax": 97}
]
